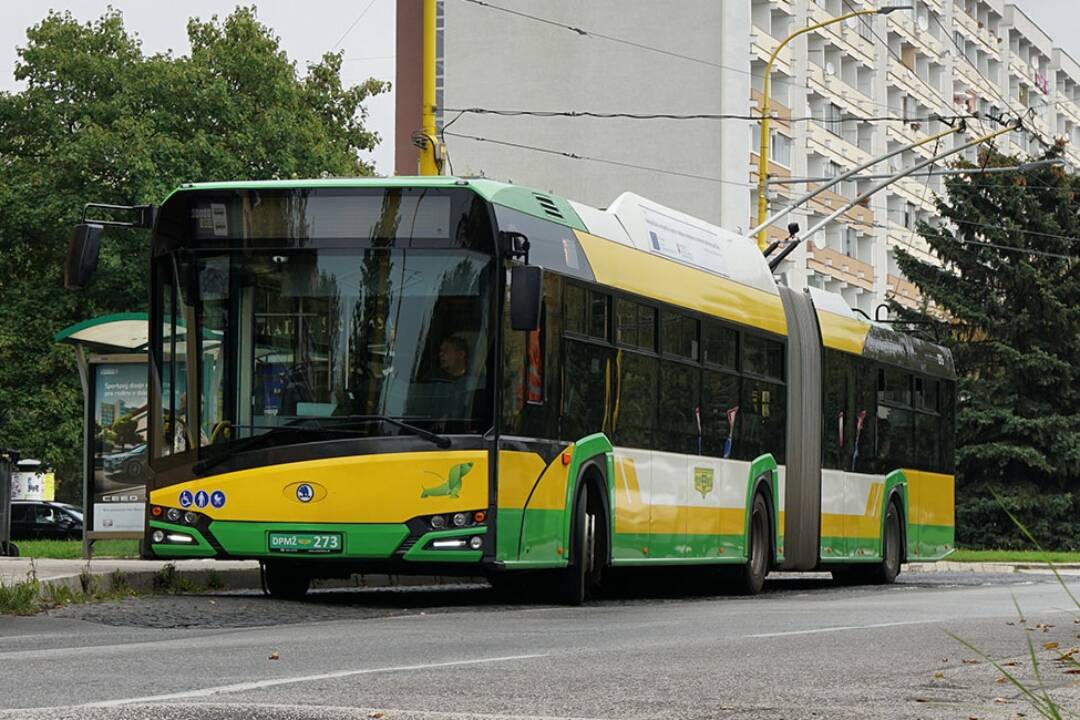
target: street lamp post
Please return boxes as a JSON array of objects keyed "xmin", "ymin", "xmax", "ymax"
[{"xmin": 755, "ymin": 5, "xmax": 912, "ymax": 250}]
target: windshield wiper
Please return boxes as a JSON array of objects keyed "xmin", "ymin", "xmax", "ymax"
[
  {"xmin": 329, "ymin": 415, "xmax": 452, "ymax": 449},
  {"xmin": 191, "ymin": 424, "xmax": 362, "ymax": 476}
]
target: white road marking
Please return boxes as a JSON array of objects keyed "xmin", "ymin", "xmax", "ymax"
[
  {"xmin": 58, "ymin": 653, "xmax": 548, "ymax": 708},
  {"xmin": 746, "ymin": 618, "xmax": 938, "ymax": 638}
]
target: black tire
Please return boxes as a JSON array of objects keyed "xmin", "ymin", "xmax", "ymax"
[
  {"xmin": 3, "ymin": 541, "xmax": 19, "ymax": 557},
  {"xmin": 263, "ymin": 562, "xmax": 311, "ymax": 601},
  {"xmin": 735, "ymin": 492, "xmax": 770, "ymax": 595},
  {"xmin": 875, "ymin": 499, "xmax": 903, "ymax": 584},
  {"xmin": 556, "ymin": 482, "xmax": 603, "ymax": 606}
]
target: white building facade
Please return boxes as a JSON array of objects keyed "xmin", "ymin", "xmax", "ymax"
[{"xmin": 395, "ymin": 0, "xmax": 1080, "ymax": 315}]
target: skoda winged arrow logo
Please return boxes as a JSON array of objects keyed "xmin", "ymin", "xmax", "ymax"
[{"xmin": 296, "ymin": 483, "xmax": 314, "ymax": 503}]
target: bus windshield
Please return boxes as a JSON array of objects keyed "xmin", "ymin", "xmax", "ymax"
[{"xmin": 151, "ymin": 190, "xmax": 497, "ymax": 464}]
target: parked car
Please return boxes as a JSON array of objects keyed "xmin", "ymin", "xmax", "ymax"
[{"xmin": 10, "ymin": 500, "xmax": 83, "ymax": 541}]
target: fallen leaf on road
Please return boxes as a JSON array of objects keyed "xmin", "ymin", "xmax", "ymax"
[
  {"xmin": 1064, "ymin": 669, "xmax": 1080, "ymax": 675},
  {"xmin": 941, "ymin": 657, "xmax": 949, "ymax": 663},
  {"xmin": 1006, "ymin": 621, "xmax": 1015, "ymax": 626},
  {"xmin": 915, "ymin": 698, "xmax": 928, "ymax": 703},
  {"xmin": 368, "ymin": 712, "xmax": 385, "ymax": 719},
  {"xmin": 994, "ymin": 697, "xmax": 1008, "ymax": 704},
  {"xmin": 933, "ymin": 671, "xmax": 945, "ymax": 679},
  {"xmin": 1001, "ymin": 661, "xmax": 1019, "ymax": 667},
  {"xmin": 962, "ymin": 658, "xmax": 980, "ymax": 664},
  {"xmin": 996, "ymin": 676, "xmax": 1008, "ymax": 683},
  {"xmin": 1044, "ymin": 642, "xmax": 1059, "ymax": 650},
  {"xmin": 269, "ymin": 651, "xmax": 280, "ymax": 660}
]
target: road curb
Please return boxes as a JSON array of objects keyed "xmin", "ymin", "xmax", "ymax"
[{"xmin": 0, "ymin": 558, "xmax": 484, "ymax": 601}]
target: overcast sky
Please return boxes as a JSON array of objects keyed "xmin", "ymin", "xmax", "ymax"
[{"xmin": 1, "ymin": 1, "xmax": 1077, "ymax": 176}]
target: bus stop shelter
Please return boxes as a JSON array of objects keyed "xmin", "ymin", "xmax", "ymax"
[{"xmin": 55, "ymin": 313, "xmax": 149, "ymax": 556}]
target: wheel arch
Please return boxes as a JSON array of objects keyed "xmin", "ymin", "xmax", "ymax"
[
  {"xmin": 745, "ymin": 454, "xmax": 780, "ymax": 566},
  {"xmin": 560, "ymin": 433, "xmax": 615, "ymax": 565},
  {"xmin": 882, "ymin": 469, "xmax": 909, "ymax": 563}
]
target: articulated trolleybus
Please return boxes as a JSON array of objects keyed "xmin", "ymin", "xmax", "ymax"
[{"xmin": 67, "ymin": 177, "xmax": 955, "ymax": 603}]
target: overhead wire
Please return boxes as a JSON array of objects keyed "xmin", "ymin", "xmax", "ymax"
[
  {"xmin": 332, "ymin": 0, "xmax": 380, "ymax": 51},
  {"xmin": 438, "ymin": 106, "xmax": 979, "ymax": 124},
  {"xmin": 442, "ymin": 130, "xmax": 753, "ymax": 188}
]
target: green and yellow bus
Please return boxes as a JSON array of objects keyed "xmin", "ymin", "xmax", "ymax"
[{"xmin": 68, "ymin": 177, "xmax": 955, "ymax": 603}]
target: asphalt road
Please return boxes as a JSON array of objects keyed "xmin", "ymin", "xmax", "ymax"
[{"xmin": 2, "ymin": 570, "xmax": 1079, "ymax": 719}]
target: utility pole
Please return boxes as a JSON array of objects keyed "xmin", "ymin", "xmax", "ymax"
[{"xmin": 418, "ymin": 0, "xmax": 443, "ymax": 175}]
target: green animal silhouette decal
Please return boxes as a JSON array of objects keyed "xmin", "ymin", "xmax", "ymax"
[{"xmin": 421, "ymin": 462, "xmax": 474, "ymax": 498}]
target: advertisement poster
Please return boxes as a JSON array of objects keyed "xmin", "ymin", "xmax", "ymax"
[{"xmin": 91, "ymin": 362, "xmax": 148, "ymax": 534}]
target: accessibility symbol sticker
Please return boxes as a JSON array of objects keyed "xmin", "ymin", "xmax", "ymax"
[
  {"xmin": 179, "ymin": 490, "xmax": 193, "ymax": 508},
  {"xmin": 210, "ymin": 490, "xmax": 226, "ymax": 509},
  {"xmin": 194, "ymin": 490, "xmax": 209, "ymax": 509}
]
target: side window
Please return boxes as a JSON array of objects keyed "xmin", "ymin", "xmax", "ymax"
[
  {"xmin": 613, "ymin": 351, "xmax": 657, "ymax": 448},
  {"xmin": 703, "ymin": 322, "xmax": 738, "ymax": 370},
  {"xmin": 852, "ymin": 358, "xmax": 877, "ymax": 474},
  {"xmin": 740, "ymin": 379, "xmax": 786, "ymax": 463},
  {"xmin": 822, "ymin": 350, "xmax": 855, "ymax": 471},
  {"xmin": 876, "ymin": 366, "xmax": 913, "ymax": 470},
  {"xmin": 615, "ymin": 298, "xmax": 656, "ymax": 351},
  {"xmin": 658, "ymin": 360, "xmax": 700, "ymax": 454},
  {"xmin": 702, "ymin": 370, "xmax": 740, "ymax": 458},
  {"xmin": 561, "ymin": 340, "xmax": 610, "ymax": 441},
  {"xmin": 744, "ymin": 334, "xmax": 784, "ymax": 380},
  {"xmin": 662, "ymin": 311, "xmax": 699, "ymax": 360},
  {"xmin": 561, "ymin": 285, "xmax": 611, "ymax": 441}
]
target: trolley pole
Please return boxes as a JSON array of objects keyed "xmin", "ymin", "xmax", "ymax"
[{"xmin": 418, "ymin": 0, "xmax": 443, "ymax": 176}]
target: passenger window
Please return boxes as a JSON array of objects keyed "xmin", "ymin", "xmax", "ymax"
[
  {"xmin": 564, "ymin": 284, "xmax": 586, "ymax": 335},
  {"xmin": 879, "ymin": 367, "xmax": 912, "ymax": 406},
  {"xmin": 561, "ymin": 340, "xmax": 610, "ymax": 440},
  {"xmin": 662, "ymin": 311, "xmax": 698, "ymax": 360},
  {"xmin": 658, "ymin": 360, "xmax": 700, "ymax": 454},
  {"xmin": 613, "ymin": 352, "xmax": 657, "ymax": 448},
  {"xmin": 743, "ymin": 335, "xmax": 784, "ymax": 380},
  {"xmin": 702, "ymin": 371, "xmax": 740, "ymax": 458},
  {"xmin": 703, "ymin": 322, "xmax": 738, "ymax": 369},
  {"xmin": 615, "ymin": 298, "xmax": 656, "ymax": 351}
]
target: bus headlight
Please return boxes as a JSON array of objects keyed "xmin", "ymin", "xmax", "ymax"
[
  {"xmin": 165, "ymin": 508, "xmax": 181, "ymax": 522},
  {"xmin": 152, "ymin": 530, "xmax": 165, "ymax": 543},
  {"xmin": 469, "ymin": 536, "xmax": 483, "ymax": 550},
  {"xmin": 430, "ymin": 515, "xmax": 446, "ymax": 529},
  {"xmin": 183, "ymin": 511, "xmax": 199, "ymax": 525},
  {"xmin": 452, "ymin": 512, "xmax": 468, "ymax": 527}
]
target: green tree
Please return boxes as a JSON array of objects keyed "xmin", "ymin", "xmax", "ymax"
[
  {"xmin": 894, "ymin": 145, "xmax": 1080, "ymax": 548},
  {"xmin": 0, "ymin": 7, "xmax": 388, "ymax": 500}
]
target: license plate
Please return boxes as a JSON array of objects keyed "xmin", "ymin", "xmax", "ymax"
[{"xmin": 267, "ymin": 532, "xmax": 342, "ymax": 554}]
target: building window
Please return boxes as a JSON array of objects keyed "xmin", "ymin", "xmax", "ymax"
[{"xmin": 770, "ymin": 132, "xmax": 792, "ymax": 167}]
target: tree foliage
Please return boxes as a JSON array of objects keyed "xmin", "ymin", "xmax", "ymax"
[
  {"xmin": 0, "ymin": 7, "xmax": 388, "ymax": 498},
  {"xmin": 895, "ymin": 144, "xmax": 1080, "ymax": 543}
]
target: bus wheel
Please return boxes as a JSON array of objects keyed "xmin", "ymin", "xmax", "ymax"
[
  {"xmin": 263, "ymin": 562, "xmax": 311, "ymax": 601},
  {"xmin": 556, "ymin": 483, "xmax": 600, "ymax": 606},
  {"xmin": 874, "ymin": 499, "xmax": 903, "ymax": 584},
  {"xmin": 735, "ymin": 492, "xmax": 770, "ymax": 595}
]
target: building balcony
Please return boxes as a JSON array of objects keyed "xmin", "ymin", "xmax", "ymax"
[
  {"xmin": 750, "ymin": 89, "xmax": 792, "ymax": 127},
  {"xmin": 887, "ymin": 60, "xmax": 947, "ymax": 117},
  {"xmin": 952, "ymin": 10, "xmax": 1002, "ymax": 58},
  {"xmin": 806, "ymin": 121, "xmax": 873, "ymax": 167},
  {"xmin": 888, "ymin": 13, "xmax": 945, "ymax": 59},
  {"xmin": 804, "ymin": 183, "xmax": 876, "ymax": 233},
  {"xmin": 806, "ymin": 63, "xmax": 877, "ymax": 118},
  {"xmin": 807, "ymin": 245, "xmax": 875, "ymax": 292},
  {"xmin": 953, "ymin": 59, "xmax": 1002, "ymax": 104},
  {"xmin": 806, "ymin": 5, "xmax": 876, "ymax": 68},
  {"xmin": 887, "ymin": 273, "xmax": 923, "ymax": 309},
  {"xmin": 1056, "ymin": 95, "xmax": 1080, "ymax": 126},
  {"xmin": 886, "ymin": 220, "xmax": 935, "ymax": 263},
  {"xmin": 752, "ymin": 26, "xmax": 793, "ymax": 75}
]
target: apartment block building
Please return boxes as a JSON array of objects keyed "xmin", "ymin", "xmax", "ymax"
[{"xmin": 395, "ymin": 0, "xmax": 1080, "ymax": 315}]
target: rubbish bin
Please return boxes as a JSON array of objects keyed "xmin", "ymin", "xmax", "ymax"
[{"xmin": 0, "ymin": 448, "xmax": 17, "ymax": 557}]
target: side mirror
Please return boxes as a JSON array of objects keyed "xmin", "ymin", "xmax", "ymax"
[
  {"xmin": 65, "ymin": 223, "xmax": 103, "ymax": 289},
  {"xmin": 510, "ymin": 265, "xmax": 543, "ymax": 331}
]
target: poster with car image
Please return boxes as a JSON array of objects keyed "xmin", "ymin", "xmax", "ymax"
[{"xmin": 91, "ymin": 361, "xmax": 148, "ymax": 534}]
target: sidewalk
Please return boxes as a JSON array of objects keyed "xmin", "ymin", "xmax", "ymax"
[
  {"xmin": 0, "ymin": 557, "xmax": 262, "ymax": 595},
  {"xmin": 906, "ymin": 560, "xmax": 1080, "ymax": 575}
]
